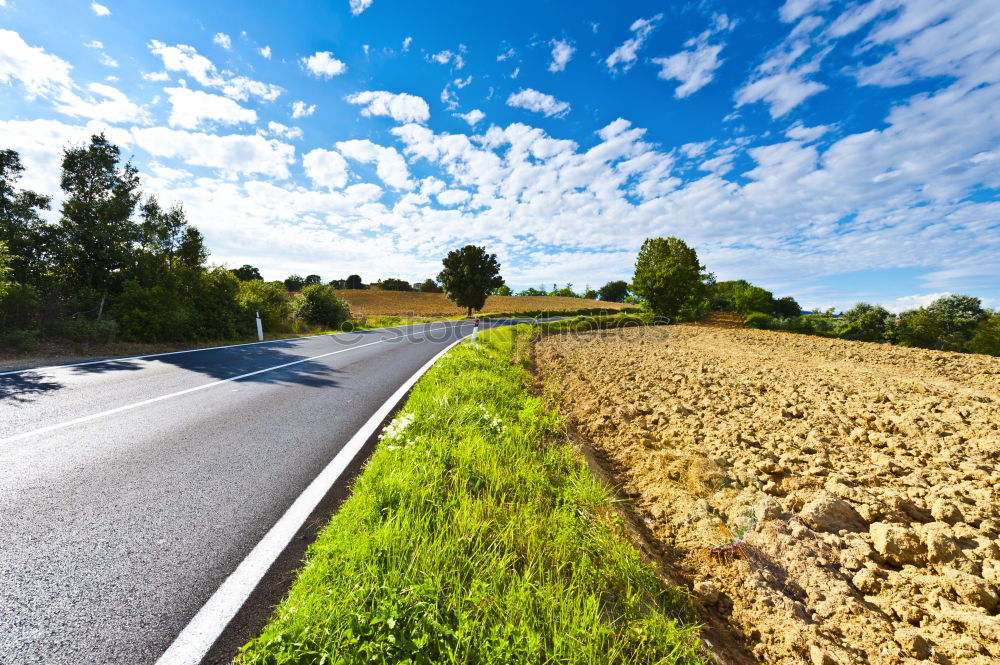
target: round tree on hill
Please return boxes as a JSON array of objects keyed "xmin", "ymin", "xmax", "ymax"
[
  {"xmin": 632, "ymin": 236, "xmax": 709, "ymax": 320},
  {"xmin": 437, "ymin": 245, "xmax": 504, "ymax": 317}
]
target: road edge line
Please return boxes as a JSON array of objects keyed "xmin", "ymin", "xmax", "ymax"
[{"xmin": 153, "ymin": 335, "xmax": 468, "ymax": 665}]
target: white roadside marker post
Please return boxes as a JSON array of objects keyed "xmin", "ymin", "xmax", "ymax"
[
  {"xmin": 255, "ymin": 310, "xmax": 264, "ymax": 341},
  {"xmin": 471, "ymin": 318, "xmax": 478, "ymax": 343}
]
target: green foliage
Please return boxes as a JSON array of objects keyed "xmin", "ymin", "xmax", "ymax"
[
  {"xmin": 238, "ymin": 280, "xmax": 291, "ymax": 330},
  {"xmin": 237, "ymin": 327, "xmax": 705, "ymax": 665},
  {"xmin": 517, "ymin": 286, "xmax": 547, "ymax": 296},
  {"xmin": 968, "ymin": 314, "xmax": 1000, "ymax": 356},
  {"xmin": 837, "ymin": 302, "xmax": 892, "ymax": 342},
  {"xmin": 632, "ymin": 237, "xmax": 709, "ymax": 320},
  {"xmin": 437, "ymin": 244, "xmax": 504, "ymax": 316},
  {"xmin": 283, "ymin": 274, "xmax": 305, "ymax": 292},
  {"xmin": 583, "ymin": 284, "xmax": 597, "ymax": 300},
  {"xmin": 303, "ymin": 274, "xmax": 322, "ymax": 286},
  {"xmin": 549, "ymin": 283, "xmax": 578, "ymax": 297},
  {"xmin": 926, "ymin": 294, "xmax": 987, "ymax": 351},
  {"xmin": 292, "ymin": 284, "xmax": 350, "ymax": 328},
  {"xmin": 597, "ymin": 280, "xmax": 629, "ymax": 302},
  {"xmin": 0, "ymin": 149, "xmax": 53, "ymax": 284},
  {"xmin": 1, "ymin": 328, "xmax": 39, "ymax": 352},
  {"xmin": 493, "ymin": 284, "xmax": 512, "ymax": 296},
  {"xmin": 743, "ymin": 311, "xmax": 774, "ymax": 329},
  {"xmin": 345, "ymin": 274, "xmax": 364, "ymax": 289},
  {"xmin": 231, "ymin": 264, "xmax": 263, "ymax": 281},
  {"xmin": 378, "ymin": 277, "xmax": 413, "ymax": 291},
  {"xmin": 891, "ymin": 308, "xmax": 942, "ymax": 348},
  {"xmin": 730, "ymin": 284, "xmax": 774, "ymax": 315},
  {"xmin": 772, "ymin": 296, "xmax": 802, "ymax": 318},
  {"xmin": 192, "ymin": 267, "xmax": 243, "ymax": 339},
  {"xmin": 418, "ymin": 278, "xmax": 442, "ymax": 293},
  {"xmin": 56, "ymin": 133, "xmax": 141, "ymax": 297},
  {"xmin": 53, "ymin": 317, "xmax": 119, "ymax": 343}
]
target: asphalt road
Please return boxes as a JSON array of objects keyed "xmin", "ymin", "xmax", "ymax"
[{"xmin": 0, "ymin": 320, "xmax": 491, "ymax": 665}]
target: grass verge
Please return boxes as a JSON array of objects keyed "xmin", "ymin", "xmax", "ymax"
[{"xmin": 237, "ymin": 325, "xmax": 706, "ymax": 665}]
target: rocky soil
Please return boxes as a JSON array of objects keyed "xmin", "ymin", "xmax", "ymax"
[{"xmin": 536, "ymin": 325, "xmax": 1000, "ymax": 665}]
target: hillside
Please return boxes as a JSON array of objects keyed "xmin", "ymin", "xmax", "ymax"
[{"xmin": 334, "ymin": 290, "xmax": 634, "ymax": 317}]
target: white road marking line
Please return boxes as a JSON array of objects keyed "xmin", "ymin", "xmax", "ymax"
[
  {"xmin": 153, "ymin": 335, "xmax": 467, "ymax": 665},
  {"xmin": 0, "ymin": 339, "xmax": 388, "ymax": 446},
  {"xmin": 0, "ymin": 320, "xmax": 467, "ymax": 377}
]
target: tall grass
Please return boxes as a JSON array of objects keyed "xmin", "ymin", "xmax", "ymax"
[{"xmin": 237, "ymin": 325, "xmax": 706, "ymax": 665}]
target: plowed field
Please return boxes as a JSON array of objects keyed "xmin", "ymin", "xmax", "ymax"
[
  {"xmin": 334, "ymin": 291, "xmax": 631, "ymax": 317},
  {"xmin": 536, "ymin": 325, "xmax": 1000, "ymax": 665}
]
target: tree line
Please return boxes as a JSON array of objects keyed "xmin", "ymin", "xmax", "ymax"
[
  {"xmin": 0, "ymin": 135, "xmax": 351, "ymax": 349},
  {"xmin": 629, "ymin": 236, "xmax": 1000, "ymax": 356}
]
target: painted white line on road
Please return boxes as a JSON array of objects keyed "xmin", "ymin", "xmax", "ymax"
[
  {"xmin": 0, "ymin": 339, "xmax": 392, "ymax": 446},
  {"xmin": 0, "ymin": 320, "xmax": 467, "ymax": 377},
  {"xmin": 153, "ymin": 335, "xmax": 467, "ymax": 665}
]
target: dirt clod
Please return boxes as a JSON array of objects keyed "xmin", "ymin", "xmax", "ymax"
[{"xmin": 536, "ymin": 325, "xmax": 1000, "ymax": 665}]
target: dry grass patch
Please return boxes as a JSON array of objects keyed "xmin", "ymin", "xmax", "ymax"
[{"xmin": 335, "ymin": 290, "xmax": 633, "ymax": 317}]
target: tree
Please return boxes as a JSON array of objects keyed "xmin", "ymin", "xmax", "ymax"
[
  {"xmin": 437, "ymin": 244, "xmax": 504, "ymax": 317},
  {"xmin": 231, "ymin": 264, "xmax": 263, "ymax": 281},
  {"xmin": 0, "ymin": 149, "xmax": 52, "ymax": 285},
  {"xmin": 284, "ymin": 274, "xmax": 305, "ymax": 291},
  {"xmin": 968, "ymin": 314, "xmax": 1000, "ymax": 356},
  {"xmin": 632, "ymin": 237, "xmax": 709, "ymax": 320},
  {"xmin": 304, "ymin": 274, "xmax": 322, "ymax": 286},
  {"xmin": 56, "ymin": 133, "xmax": 141, "ymax": 305},
  {"xmin": 550, "ymin": 283, "xmax": 577, "ymax": 297},
  {"xmin": 378, "ymin": 278, "xmax": 413, "ymax": 291},
  {"xmin": 838, "ymin": 302, "xmax": 892, "ymax": 342},
  {"xmin": 493, "ymin": 285, "xmax": 512, "ymax": 296},
  {"xmin": 892, "ymin": 308, "xmax": 942, "ymax": 348},
  {"xmin": 345, "ymin": 274, "xmax": 364, "ymax": 289},
  {"xmin": 730, "ymin": 283, "xmax": 774, "ymax": 315},
  {"xmin": 926, "ymin": 294, "xmax": 987, "ymax": 350},
  {"xmin": 583, "ymin": 284, "xmax": 597, "ymax": 300},
  {"xmin": 418, "ymin": 278, "xmax": 442, "ymax": 293},
  {"xmin": 292, "ymin": 284, "xmax": 350, "ymax": 328},
  {"xmin": 772, "ymin": 296, "xmax": 802, "ymax": 318},
  {"xmin": 597, "ymin": 280, "xmax": 629, "ymax": 303},
  {"xmin": 518, "ymin": 286, "xmax": 547, "ymax": 296}
]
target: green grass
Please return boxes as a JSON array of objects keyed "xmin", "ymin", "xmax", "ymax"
[{"xmin": 237, "ymin": 325, "xmax": 706, "ymax": 665}]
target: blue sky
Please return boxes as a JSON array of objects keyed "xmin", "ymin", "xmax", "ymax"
[{"xmin": 1, "ymin": 0, "xmax": 998, "ymax": 311}]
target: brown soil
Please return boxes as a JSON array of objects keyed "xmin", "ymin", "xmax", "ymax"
[
  {"xmin": 335, "ymin": 291, "xmax": 632, "ymax": 317},
  {"xmin": 535, "ymin": 325, "xmax": 1000, "ymax": 665}
]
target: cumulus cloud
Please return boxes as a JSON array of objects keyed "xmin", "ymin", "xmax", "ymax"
[
  {"xmin": 164, "ymin": 87, "xmax": 256, "ymax": 129},
  {"xmin": 349, "ymin": 0, "xmax": 373, "ymax": 16},
  {"xmin": 455, "ymin": 108, "xmax": 485, "ymax": 126},
  {"xmin": 258, "ymin": 45, "xmax": 271, "ymax": 59},
  {"xmin": 548, "ymin": 39, "xmax": 575, "ymax": 72},
  {"xmin": 131, "ymin": 126, "xmax": 296, "ymax": 179},
  {"xmin": 652, "ymin": 15, "xmax": 733, "ymax": 98},
  {"xmin": 346, "ymin": 90, "xmax": 430, "ymax": 123},
  {"xmin": 436, "ymin": 189, "xmax": 470, "ymax": 206},
  {"xmin": 91, "ymin": 2, "xmax": 110, "ymax": 16},
  {"xmin": 506, "ymin": 88, "xmax": 570, "ymax": 117},
  {"xmin": 300, "ymin": 51, "xmax": 347, "ymax": 78},
  {"xmin": 427, "ymin": 49, "xmax": 465, "ymax": 70},
  {"xmin": 267, "ymin": 121, "xmax": 303, "ymax": 140},
  {"xmin": 291, "ymin": 100, "xmax": 316, "ymax": 118},
  {"xmin": 213, "ymin": 32, "xmax": 232, "ymax": 50},
  {"xmin": 148, "ymin": 40, "xmax": 282, "ymax": 101},
  {"xmin": 606, "ymin": 13, "xmax": 662, "ymax": 73},
  {"xmin": 302, "ymin": 148, "xmax": 349, "ymax": 189},
  {"xmin": 335, "ymin": 138, "xmax": 412, "ymax": 189},
  {"xmin": 402, "ymin": 36, "xmax": 412, "ymax": 52}
]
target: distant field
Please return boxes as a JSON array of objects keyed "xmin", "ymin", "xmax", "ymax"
[{"xmin": 334, "ymin": 290, "xmax": 633, "ymax": 317}]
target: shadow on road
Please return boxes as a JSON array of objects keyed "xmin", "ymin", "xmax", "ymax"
[{"xmin": 0, "ymin": 373, "xmax": 64, "ymax": 404}]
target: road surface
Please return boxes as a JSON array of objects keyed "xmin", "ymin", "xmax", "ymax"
[{"xmin": 0, "ymin": 320, "xmax": 494, "ymax": 664}]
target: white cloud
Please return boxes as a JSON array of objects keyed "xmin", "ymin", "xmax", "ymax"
[
  {"xmin": 497, "ymin": 46, "xmax": 516, "ymax": 62},
  {"xmin": 91, "ymin": 2, "xmax": 110, "ymax": 17},
  {"xmin": 402, "ymin": 36, "xmax": 412, "ymax": 52},
  {"xmin": 785, "ymin": 121, "xmax": 831, "ymax": 141},
  {"xmin": 652, "ymin": 42, "xmax": 724, "ymax": 98},
  {"xmin": 164, "ymin": 87, "xmax": 256, "ymax": 129},
  {"xmin": 143, "ymin": 71, "xmax": 169, "ymax": 82},
  {"xmin": 506, "ymin": 88, "xmax": 570, "ymax": 118},
  {"xmin": 437, "ymin": 189, "xmax": 470, "ymax": 206},
  {"xmin": 606, "ymin": 13, "xmax": 662, "ymax": 73},
  {"xmin": 99, "ymin": 53, "xmax": 118, "ymax": 68},
  {"xmin": 548, "ymin": 39, "xmax": 575, "ymax": 72},
  {"xmin": 148, "ymin": 40, "xmax": 282, "ymax": 101},
  {"xmin": 427, "ymin": 49, "xmax": 465, "ymax": 70},
  {"xmin": 335, "ymin": 138, "xmax": 413, "ymax": 189},
  {"xmin": 131, "ymin": 126, "xmax": 296, "ymax": 179},
  {"xmin": 258, "ymin": 45, "xmax": 271, "ymax": 59},
  {"xmin": 84, "ymin": 40, "xmax": 104, "ymax": 49},
  {"xmin": 884, "ymin": 292, "xmax": 951, "ymax": 313},
  {"xmin": 267, "ymin": 121, "xmax": 303, "ymax": 140},
  {"xmin": 349, "ymin": 0, "xmax": 373, "ymax": 16},
  {"xmin": 780, "ymin": 0, "xmax": 831, "ymax": 23},
  {"xmin": 213, "ymin": 33, "xmax": 232, "ymax": 50},
  {"xmin": 291, "ymin": 100, "xmax": 316, "ymax": 118},
  {"xmin": 455, "ymin": 108, "xmax": 485, "ymax": 126},
  {"xmin": 0, "ymin": 28, "xmax": 74, "ymax": 99},
  {"xmin": 300, "ymin": 51, "xmax": 347, "ymax": 78},
  {"xmin": 302, "ymin": 148, "xmax": 349, "ymax": 189},
  {"xmin": 346, "ymin": 90, "xmax": 430, "ymax": 123}
]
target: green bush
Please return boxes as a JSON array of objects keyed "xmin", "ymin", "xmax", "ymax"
[
  {"xmin": 237, "ymin": 280, "xmax": 290, "ymax": 331},
  {"xmin": 54, "ymin": 317, "xmax": 118, "ymax": 343},
  {"xmin": 193, "ymin": 267, "xmax": 243, "ymax": 339},
  {"xmin": 968, "ymin": 314, "xmax": 1000, "ymax": 356},
  {"xmin": 114, "ymin": 279, "xmax": 193, "ymax": 342},
  {"xmin": 292, "ymin": 283, "xmax": 351, "ymax": 328},
  {"xmin": 743, "ymin": 311, "xmax": 773, "ymax": 329},
  {"xmin": 1, "ymin": 328, "xmax": 39, "ymax": 352},
  {"xmin": 0, "ymin": 282, "xmax": 41, "ymax": 332},
  {"xmin": 837, "ymin": 303, "xmax": 892, "ymax": 342}
]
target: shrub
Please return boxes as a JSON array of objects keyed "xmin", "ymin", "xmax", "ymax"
[
  {"xmin": 292, "ymin": 284, "xmax": 350, "ymax": 328},
  {"xmin": 968, "ymin": 314, "xmax": 1000, "ymax": 356},
  {"xmin": 193, "ymin": 267, "xmax": 243, "ymax": 339},
  {"xmin": 54, "ymin": 317, "xmax": 118, "ymax": 343},
  {"xmin": 838, "ymin": 302, "xmax": 892, "ymax": 342},
  {"xmin": 237, "ymin": 280, "xmax": 290, "ymax": 331},
  {"xmin": 892, "ymin": 308, "xmax": 942, "ymax": 348},
  {"xmin": 743, "ymin": 312, "xmax": 773, "ymax": 329},
  {"xmin": 114, "ymin": 280, "xmax": 192, "ymax": 342},
  {"xmin": 0, "ymin": 282, "xmax": 41, "ymax": 332},
  {"xmin": 1, "ymin": 328, "xmax": 39, "ymax": 352}
]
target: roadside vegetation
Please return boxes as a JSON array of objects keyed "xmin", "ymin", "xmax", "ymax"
[{"xmin": 237, "ymin": 325, "xmax": 707, "ymax": 665}]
